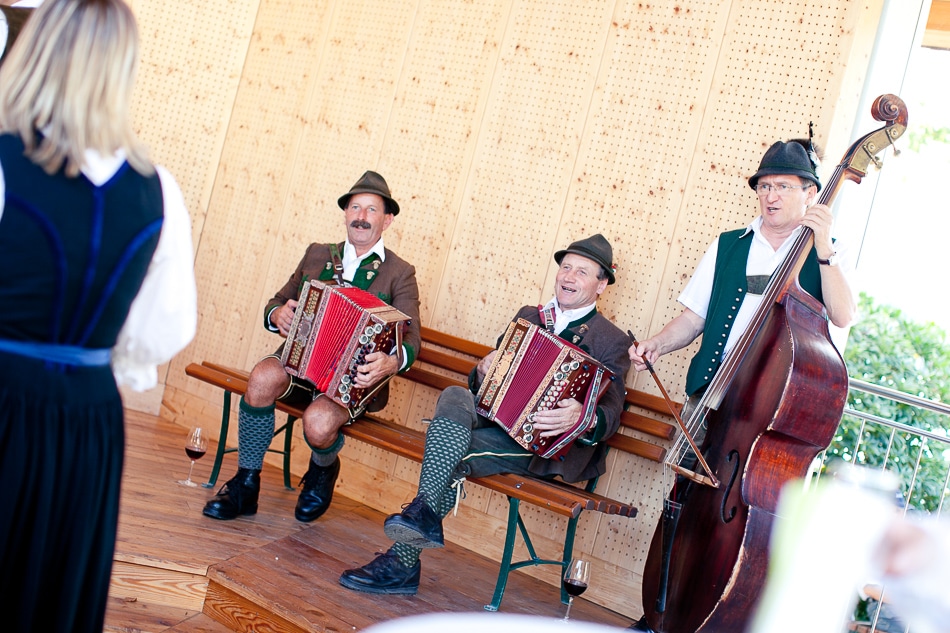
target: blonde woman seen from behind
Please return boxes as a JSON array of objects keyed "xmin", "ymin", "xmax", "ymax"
[{"xmin": 0, "ymin": 1, "xmax": 196, "ymax": 631}]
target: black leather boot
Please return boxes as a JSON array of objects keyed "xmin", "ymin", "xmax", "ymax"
[
  {"xmin": 294, "ymin": 457, "xmax": 340, "ymax": 522},
  {"xmin": 383, "ymin": 494, "xmax": 444, "ymax": 548},
  {"xmin": 202, "ymin": 468, "xmax": 260, "ymax": 520},
  {"xmin": 339, "ymin": 548, "xmax": 421, "ymax": 595}
]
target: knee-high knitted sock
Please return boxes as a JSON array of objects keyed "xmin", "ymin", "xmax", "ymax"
[
  {"xmin": 417, "ymin": 416, "xmax": 472, "ymax": 514},
  {"xmin": 390, "ymin": 417, "xmax": 471, "ymax": 569},
  {"xmin": 237, "ymin": 397, "xmax": 275, "ymax": 470},
  {"xmin": 389, "ymin": 484, "xmax": 457, "ymax": 568},
  {"xmin": 388, "ymin": 414, "xmax": 473, "ymax": 569},
  {"xmin": 390, "ymin": 541, "xmax": 422, "ymax": 567}
]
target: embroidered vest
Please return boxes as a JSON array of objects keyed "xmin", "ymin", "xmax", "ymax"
[{"xmin": 315, "ymin": 243, "xmax": 387, "ymax": 299}]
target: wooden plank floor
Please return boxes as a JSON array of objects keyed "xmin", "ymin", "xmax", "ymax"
[{"xmin": 104, "ymin": 409, "xmax": 635, "ymax": 632}]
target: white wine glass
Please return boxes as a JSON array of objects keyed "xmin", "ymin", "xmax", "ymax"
[
  {"xmin": 561, "ymin": 558, "xmax": 590, "ymax": 621},
  {"xmin": 177, "ymin": 426, "xmax": 208, "ymax": 487}
]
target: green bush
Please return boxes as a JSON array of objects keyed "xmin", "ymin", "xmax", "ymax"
[{"xmin": 823, "ymin": 292, "xmax": 950, "ymax": 513}]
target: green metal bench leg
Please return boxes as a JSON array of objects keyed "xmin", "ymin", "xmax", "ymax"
[
  {"xmin": 203, "ymin": 390, "xmax": 232, "ymax": 489},
  {"xmin": 484, "ymin": 495, "xmax": 586, "ymax": 611},
  {"xmin": 485, "ymin": 497, "xmax": 522, "ymax": 611},
  {"xmin": 276, "ymin": 414, "xmax": 297, "ymax": 490}
]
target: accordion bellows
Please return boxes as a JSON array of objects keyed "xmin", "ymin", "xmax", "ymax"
[
  {"xmin": 475, "ymin": 318, "xmax": 613, "ymax": 460},
  {"xmin": 281, "ymin": 280, "xmax": 409, "ymax": 417}
]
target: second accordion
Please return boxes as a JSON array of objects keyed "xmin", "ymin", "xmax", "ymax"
[
  {"xmin": 475, "ymin": 318, "xmax": 613, "ymax": 460},
  {"xmin": 281, "ymin": 280, "xmax": 410, "ymax": 417}
]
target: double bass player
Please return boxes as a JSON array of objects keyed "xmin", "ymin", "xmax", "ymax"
[{"xmin": 628, "ymin": 138, "xmax": 858, "ymax": 633}]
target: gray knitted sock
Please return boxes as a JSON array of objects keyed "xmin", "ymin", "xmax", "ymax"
[
  {"xmin": 237, "ymin": 397, "xmax": 275, "ymax": 470},
  {"xmin": 417, "ymin": 416, "xmax": 472, "ymax": 513},
  {"xmin": 390, "ymin": 542, "xmax": 421, "ymax": 567}
]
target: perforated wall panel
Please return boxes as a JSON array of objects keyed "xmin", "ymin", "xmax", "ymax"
[{"xmin": 142, "ymin": 0, "xmax": 884, "ymax": 617}]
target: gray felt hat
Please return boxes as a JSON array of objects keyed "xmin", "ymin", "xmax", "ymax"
[
  {"xmin": 554, "ymin": 234, "xmax": 616, "ymax": 285},
  {"xmin": 338, "ymin": 171, "xmax": 400, "ymax": 216}
]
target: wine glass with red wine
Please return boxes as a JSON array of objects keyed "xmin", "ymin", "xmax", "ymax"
[
  {"xmin": 177, "ymin": 426, "xmax": 207, "ymax": 487},
  {"xmin": 561, "ymin": 558, "xmax": 590, "ymax": 621}
]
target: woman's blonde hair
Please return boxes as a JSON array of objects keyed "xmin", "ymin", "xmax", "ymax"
[{"xmin": 0, "ymin": 0, "xmax": 152, "ymax": 176}]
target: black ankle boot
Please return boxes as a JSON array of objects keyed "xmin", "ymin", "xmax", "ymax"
[
  {"xmin": 294, "ymin": 457, "xmax": 340, "ymax": 522},
  {"xmin": 383, "ymin": 494, "xmax": 444, "ymax": 548},
  {"xmin": 202, "ymin": 468, "xmax": 260, "ymax": 520},
  {"xmin": 339, "ymin": 548, "xmax": 421, "ymax": 595}
]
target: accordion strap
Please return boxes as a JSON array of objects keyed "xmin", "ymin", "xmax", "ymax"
[
  {"xmin": 538, "ymin": 304, "xmax": 556, "ymax": 333},
  {"xmin": 328, "ymin": 242, "xmax": 347, "ymax": 286}
]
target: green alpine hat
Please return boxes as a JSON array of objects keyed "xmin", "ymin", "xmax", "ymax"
[
  {"xmin": 554, "ymin": 234, "xmax": 616, "ymax": 285},
  {"xmin": 338, "ymin": 171, "xmax": 400, "ymax": 216}
]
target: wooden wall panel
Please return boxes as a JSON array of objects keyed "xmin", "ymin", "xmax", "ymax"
[
  {"xmin": 431, "ymin": 1, "xmax": 615, "ymax": 342},
  {"xmin": 137, "ymin": 0, "xmax": 885, "ymax": 618},
  {"xmin": 376, "ymin": 0, "xmax": 510, "ymax": 329},
  {"xmin": 127, "ymin": 0, "xmax": 259, "ymax": 257},
  {"xmin": 557, "ymin": 1, "xmax": 727, "ymax": 355}
]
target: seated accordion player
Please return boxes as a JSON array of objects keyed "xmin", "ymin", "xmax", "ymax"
[
  {"xmin": 281, "ymin": 280, "xmax": 410, "ymax": 417},
  {"xmin": 475, "ymin": 318, "xmax": 613, "ymax": 460}
]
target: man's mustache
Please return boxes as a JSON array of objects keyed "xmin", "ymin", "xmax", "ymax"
[{"xmin": 350, "ymin": 220, "xmax": 372, "ymax": 230}]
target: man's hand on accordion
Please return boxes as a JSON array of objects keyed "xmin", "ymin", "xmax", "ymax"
[
  {"xmin": 271, "ymin": 300, "xmax": 298, "ymax": 337},
  {"xmin": 353, "ymin": 351, "xmax": 399, "ymax": 388},
  {"xmin": 532, "ymin": 399, "xmax": 583, "ymax": 438},
  {"xmin": 476, "ymin": 350, "xmax": 497, "ymax": 382}
]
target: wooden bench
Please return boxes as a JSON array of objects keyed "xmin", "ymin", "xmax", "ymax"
[{"xmin": 185, "ymin": 326, "xmax": 678, "ymax": 610}]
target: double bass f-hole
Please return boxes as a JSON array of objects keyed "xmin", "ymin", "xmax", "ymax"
[{"xmin": 719, "ymin": 450, "xmax": 740, "ymax": 524}]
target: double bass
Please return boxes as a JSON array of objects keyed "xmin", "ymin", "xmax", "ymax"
[{"xmin": 638, "ymin": 94, "xmax": 908, "ymax": 633}]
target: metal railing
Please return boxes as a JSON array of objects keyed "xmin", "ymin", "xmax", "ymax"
[
  {"xmin": 816, "ymin": 378, "xmax": 950, "ymax": 633},
  {"xmin": 822, "ymin": 378, "xmax": 950, "ymax": 516}
]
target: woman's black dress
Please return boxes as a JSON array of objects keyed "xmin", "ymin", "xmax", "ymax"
[{"xmin": 0, "ymin": 134, "xmax": 164, "ymax": 632}]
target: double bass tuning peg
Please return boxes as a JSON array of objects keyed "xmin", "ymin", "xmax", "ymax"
[
  {"xmin": 887, "ymin": 126, "xmax": 903, "ymax": 158},
  {"xmin": 861, "ymin": 142, "xmax": 885, "ymax": 170}
]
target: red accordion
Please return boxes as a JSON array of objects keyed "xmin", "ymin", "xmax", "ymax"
[
  {"xmin": 281, "ymin": 280, "xmax": 410, "ymax": 417},
  {"xmin": 475, "ymin": 318, "xmax": 613, "ymax": 460}
]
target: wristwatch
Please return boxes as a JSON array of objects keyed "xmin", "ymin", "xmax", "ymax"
[{"xmin": 817, "ymin": 253, "xmax": 838, "ymax": 266}]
